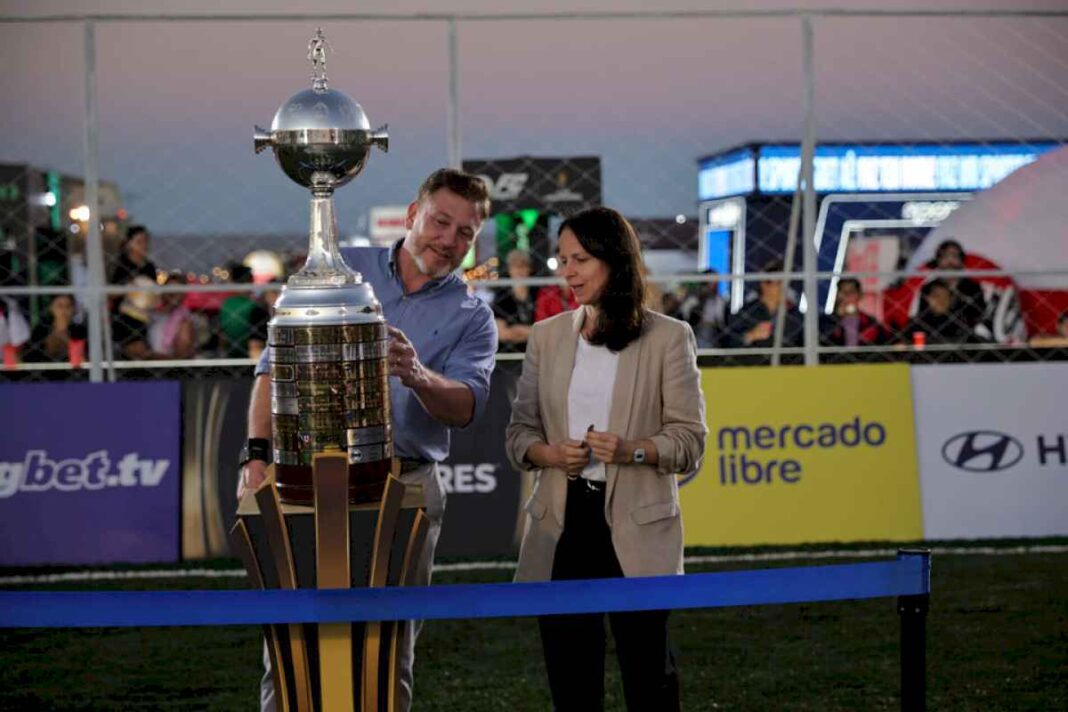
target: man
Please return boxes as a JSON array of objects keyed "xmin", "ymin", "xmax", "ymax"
[
  {"xmin": 898, "ymin": 278, "xmax": 976, "ymax": 345},
  {"xmin": 219, "ymin": 263, "xmax": 269, "ymax": 359},
  {"xmin": 238, "ymin": 168, "xmax": 497, "ymax": 712},
  {"xmin": 820, "ymin": 278, "xmax": 891, "ymax": 347},
  {"xmin": 493, "ymin": 248, "xmax": 537, "ymax": 352},
  {"xmin": 724, "ymin": 260, "xmax": 803, "ymax": 348}
]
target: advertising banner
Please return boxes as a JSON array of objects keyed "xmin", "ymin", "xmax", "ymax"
[
  {"xmin": 681, "ymin": 364, "xmax": 922, "ymax": 547},
  {"xmin": 439, "ymin": 365, "xmax": 523, "ymax": 557},
  {"xmin": 913, "ymin": 363, "xmax": 1068, "ymax": 539},
  {"xmin": 462, "ymin": 156, "xmax": 602, "ymax": 215},
  {"xmin": 0, "ymin": 381, "xmax": 181, "ymax": 566}
]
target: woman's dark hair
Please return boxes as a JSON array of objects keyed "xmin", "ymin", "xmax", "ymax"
[
  {"xmin": 124, "ymin": 225, "xmax": 148, "ymax": 245},
  {"xmin": 558, "ymin": 207, "xmax": 645, "ymax": 351},
  {"xmin": 930, "ymin": 238, "xmax": 966, "ymax": 267}
]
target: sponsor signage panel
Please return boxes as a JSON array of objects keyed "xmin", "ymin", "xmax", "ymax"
[
  {"xmin": 0, "ymin": 382, "xmax": 181, "ymax": 566},
  {"xmin": 681, "ymin": 364, "xmax": 922, "ymax": 547},
  {"xmin": 913, "ymin": 364, "xmax": 1068, "ymax": 539},
  {"xmin": 439, "ymin": 367, "xmax": 522, "ymax": 557},
  {"xmin": 462, "ymin": 156, "xmax": 602, "ymax": 214}
]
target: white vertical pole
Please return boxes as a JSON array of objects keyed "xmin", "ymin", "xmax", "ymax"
[
  {"xmin": 82, "ymin": 21, "xmax": 105, "ymax": 383},
  {"xmin": 446, "ymin": 18, "xmax": 461, "ymax": 169},
  {"xmin": 801, "ymin": 15, "xmax": 819, "ymax": 367}
]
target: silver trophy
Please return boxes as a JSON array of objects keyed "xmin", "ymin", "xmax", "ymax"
[{"xmin": 254, "ymin": 29, "xmax": 392, "ymax": 504}]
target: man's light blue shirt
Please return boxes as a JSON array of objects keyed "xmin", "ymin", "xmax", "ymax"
[{"xmin": 256, "ymin": 241, "xmax": 498, "ymax": 462}]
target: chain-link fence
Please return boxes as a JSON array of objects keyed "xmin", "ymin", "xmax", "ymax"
[{"xmin": 1, "ymin": 10, "xmax": 1066, "ymax": 382}]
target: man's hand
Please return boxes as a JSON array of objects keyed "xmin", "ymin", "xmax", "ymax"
[
  {"xmin": 237, "ymin": 459, "xmax": 268, "ymax": 500},
  {"xmin": 585, "ymin": 430, "xmax": 629, "ymax": 464},
  {"xmin": 388, "ymin": 326, "xmax": 430, "ymax": 389},
  {"xmin": 744, "ymin": 321, "xmax": 773, "ymax": 344}
]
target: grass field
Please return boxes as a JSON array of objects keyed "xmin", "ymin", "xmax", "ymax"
[{"xmin": 1, "ymin": 541, "xmax": 1065, "ymax": 711}]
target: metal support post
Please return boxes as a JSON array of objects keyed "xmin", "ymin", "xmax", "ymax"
[
  {"xmin": 897, "ymin": 549, "xmax": 931, "ymax": 712},
  {"xmin": 446, "ymin": 19, "xmax": 461, "ymax": 169},
  {"xmin": 82, "ymin": 21, "xmax": 105, "ymax": 383},
  {"xmin": 800, "ymin": 15, "xmax": 819, "ymax": 366}
]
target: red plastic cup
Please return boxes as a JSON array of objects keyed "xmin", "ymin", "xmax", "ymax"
[
  {"xmin": 2, "ymin": 344, "xmax": 16, "ymax": 369},
  {"xmin": 912, "ymin": 331, "xmax": 926, "ymax": 350},
  {"xmin": 68, "ymin": 339, "xmax": 86, "ymax": 368}
]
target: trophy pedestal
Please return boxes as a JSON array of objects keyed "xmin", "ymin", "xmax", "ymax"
[{"xmin": 230, "ymin": 453, "xmax": 429, "ymax": 712}]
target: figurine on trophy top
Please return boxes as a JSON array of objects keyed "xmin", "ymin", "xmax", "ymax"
[{"xmin": 255, "ymin": 27, "xmax": 388, "ymax": 288}]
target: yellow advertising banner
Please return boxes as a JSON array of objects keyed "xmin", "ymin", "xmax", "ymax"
[{"xmin": 680, "ymin": 364, "xmax": 922, "ymax": 547}]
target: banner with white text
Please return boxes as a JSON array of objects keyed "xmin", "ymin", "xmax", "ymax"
[{"xmin": 0, "ymin": 382, "xmax": 181, "ymax": 566}]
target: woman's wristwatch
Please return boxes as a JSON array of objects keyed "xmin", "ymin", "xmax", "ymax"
[
  {"xmin": 632, "ymin": 446, "xmax": 647, "ymax": 464},
  {"xmin": 238, "ymin": 438, "xmax": 272, "ymax": 467}
]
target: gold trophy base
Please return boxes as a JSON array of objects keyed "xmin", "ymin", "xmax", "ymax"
[{"xmin": 231, "ymin": 453, "xmax": 429, "ymax": 712}]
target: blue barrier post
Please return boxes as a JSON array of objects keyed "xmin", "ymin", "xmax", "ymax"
[{"xmin": 896, "ymin": 549, "xmax": 931, "ymax": 712}]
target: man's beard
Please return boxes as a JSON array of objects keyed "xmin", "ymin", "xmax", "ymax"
[{"xmin": 407, "ymin": 242, "xmax": 454, "ymax": 279}]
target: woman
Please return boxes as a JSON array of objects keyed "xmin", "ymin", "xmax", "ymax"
[
  {"xmin": 149, "ymin": 270, "xmax": 197, "ymax": 359},
  {"xmin": 25, "ymin": 294, "xmax": 86, "ymax": 363},
  {"xmin": 506, "ymin": 207, "xmax": 707, "ymax": 711}
]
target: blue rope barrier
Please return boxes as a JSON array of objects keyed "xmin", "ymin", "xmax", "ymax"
[{"xmin": 0, "ymin": 555, "xmax": 930, "ymax": 629}]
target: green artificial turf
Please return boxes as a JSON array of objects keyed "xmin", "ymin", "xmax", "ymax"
[{"xmin": 1, "ymin": 545, "xmax": 1065, "ymax": 710}]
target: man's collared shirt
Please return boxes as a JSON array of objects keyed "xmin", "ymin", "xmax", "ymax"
[{"xmin": 256, "ymin": 241, "xmax": 498, "ymax": 462}]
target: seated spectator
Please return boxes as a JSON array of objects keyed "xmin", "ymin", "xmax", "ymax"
[
  {"xmin": 898, "ymin": 278, "xmax": 979, "ymax": 346},
  {"xmin": 112, "ymin": 275, "xmax": 163, "ymax": 360},
  {"xmin": 25, "ymin": 294, "xmax": 87, "ymax": 363},
  {"xmin": 534, "ymin": 262, "xmax": 579, "ymax": 322},
  {"xmin": 219, "ymin": 263, "xmax": 269, "ymax": 359},
  {"xmin": 641, "ymin": 262, "xmax": 664, "ymax": 313},
  {"xmin": 820, "ymin": 278, "xmax": 891, "ymax": 347},
  {"xmin": 1029, "ymin": 311, "xmax": 1068, "ymax": 348},
  {"xmin": 149, "ymin": 270, "xmax": 196, "ymax": 359},
  {"xmin": 0, "ymin": 295, "xmax": 31, "ymax": 365},
  {"xmin": 494, "ymin": 249, "xmax": 537, "ymax": 352},
  {"xmin": 724, "ymin": 260, "xmax": 802, "ymax": 348},
  {"xmin": 679, "ymin": 271, "xmax": 728, "ymax": 348},
  {"xmin": 660, "ymin": 286, "xmax": 684, "ymax": 320},
  {"xmin": 929, "ymin": 239, "xmax": 985, "ymax": 330}
]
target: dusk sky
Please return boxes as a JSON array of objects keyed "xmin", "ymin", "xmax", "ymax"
[{"xmin": 1, "ymin": 0, "xmax": 1066, "ymax": 238}]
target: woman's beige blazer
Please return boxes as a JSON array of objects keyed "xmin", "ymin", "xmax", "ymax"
[{"xmin": 506, "ymin": 308, "xmax": 708, "ymax": 582}]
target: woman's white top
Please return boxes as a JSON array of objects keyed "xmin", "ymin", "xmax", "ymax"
[{"xmin": 567, "ymin": 335, "xmax": 619, "ymax": 482}]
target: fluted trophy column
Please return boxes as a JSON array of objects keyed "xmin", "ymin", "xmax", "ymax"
[{"xmin": 254, "ymin": 28, "xmax": 392, "ymax": 505}]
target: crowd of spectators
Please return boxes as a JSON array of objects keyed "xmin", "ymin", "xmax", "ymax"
[
  {"xmin": 3, "ymin": 233, "xmax": 1067, "ymax": 367},
  {"xmin": 1, "ymin": 224, "xmax": 277, "ymax": 367},
  {"xmin": 485, "ymin": 240, "xmax": 1068, "ymax": 356}
]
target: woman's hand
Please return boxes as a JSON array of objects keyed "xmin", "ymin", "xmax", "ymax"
[
  {"xmin": 552, "ymin": 440, "xmax": 590, "ymax": 475},
  {"xmin": 585, "ymin": 430, "xmax": 628, "ymax": 465}
]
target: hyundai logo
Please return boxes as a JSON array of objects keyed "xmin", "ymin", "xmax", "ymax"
[{"xmin": 941, "ymin": 431, "xmax": 1024, "ymax": 472}]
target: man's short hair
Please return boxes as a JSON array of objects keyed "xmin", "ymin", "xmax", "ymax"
[
  {"xmin": 922, "ymin": 278, "xmax": 951, "ymax": 298},
  {"xmin": 838, "ymin": 277, "xmax": 862, "ymax": 293},
  {"xmin": 416, "ymin": 168, "xmax": 491, "ymax": 219},
  {"xmin": 760, "ymin": 259, "xmax": 784, "ymax": 281}
]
